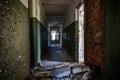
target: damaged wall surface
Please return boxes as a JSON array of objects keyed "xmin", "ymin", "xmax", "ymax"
[
  {"xmin": 85, "ymin": 0, "xmax": 106, "ymax": 79},
  {"xmin": 0, "ymin": 0, "xmax": 30, "ymax": 80}
]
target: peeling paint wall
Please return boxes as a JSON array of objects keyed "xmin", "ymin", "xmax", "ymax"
[
  {"xmin": 0, "ymin": 0, "xmax": 30, "ymax": 80},
  {"xmin": 63, "ymin": 21, "xmax": 78, "ymax": 61},
  {"xmin": 85, "ymin": 0, "xmax": 106, "ymax": 79}
]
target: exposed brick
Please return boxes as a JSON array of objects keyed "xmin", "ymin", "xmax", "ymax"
[{"xmin": 85, "ymin": 0, "xmax": 106, "ymax": 79}]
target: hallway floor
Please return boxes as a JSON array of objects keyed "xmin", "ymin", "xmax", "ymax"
[{"xmin": 42, "ymin": 44, "xmax": 71, "ymax": 62}]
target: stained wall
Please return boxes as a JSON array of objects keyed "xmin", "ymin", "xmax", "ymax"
[
  {"xmin": 0, "ymin": 0, "xmax": 30, "ymax": 80},
  {"xmin": 85, "ymin": 0, "xmax": 106, "ymax": 79}
]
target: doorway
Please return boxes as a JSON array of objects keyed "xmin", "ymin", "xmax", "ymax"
[
  {"xmin": 77, "ymin": 3, "xmax": 84, "ymax": 62},
  {"xmin": 48, "ymin": 26, "xmax": 62, "ymax": 47}
]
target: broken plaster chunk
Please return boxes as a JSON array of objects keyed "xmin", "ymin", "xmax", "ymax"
[
  {"xmin": 54, "ymin": 67, "xmax": 70, "ymax": 78},
  {"xmin": 79, "ymin": 65, "xmax": 90, "ymax": 72},
  {"xmin": 72, "ymin": 67, "xmax": 83, "ymax": 74},
  {"xmin": 61, "ymin": 78, "xmax": 70, "ymax": 80},
  {"xmin": 41, "ymin": 61, "xmax": 62, "ymax": 66},
  {"xmin": 82, "ymin": 66, "xmax": 90, "ymax": 72},
  {"xmin": 73, "ymin": 74, "xmax": 84, "ymax": 80},
  {"xmin": 69, "ymin": 63, "xmax": 78, "ymax": 67},
  {"xmin": 54, "ymin": 64, "xmax": 69, "ymax": 69},
  {"xmin": 42, "ymin": 65, "xmax": 54, "ymax": 71},
  {"xmin": 81, "ymin": 72, "xmax": 90, "ymax": 80},
  {"xmin": 34, "ymin": 71, "xmax": 53, "ymax": 78}
]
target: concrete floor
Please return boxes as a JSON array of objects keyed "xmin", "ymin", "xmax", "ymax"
[{"xmin": 42, "ymin": 44, "xmax": 71, "ymax": 62}]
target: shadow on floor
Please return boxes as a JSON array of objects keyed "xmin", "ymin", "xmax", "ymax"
[{"xmin": 42, "ymin": 44, "xmax": 71, "ymax": 62}]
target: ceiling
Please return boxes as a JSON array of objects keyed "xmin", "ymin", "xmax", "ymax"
[{"xmin": 41, "ymin": 0, "xmax": 73, "ymax": 27}]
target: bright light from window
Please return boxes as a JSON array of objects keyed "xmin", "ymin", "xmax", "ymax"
[{"xmin": 51, "ymin": 31, "xmax": 57, "ymax": 40}]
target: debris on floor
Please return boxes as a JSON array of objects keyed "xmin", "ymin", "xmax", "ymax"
[{"xmin": 30, "ymin": 61, "xmax": 90, "ymax": 80}]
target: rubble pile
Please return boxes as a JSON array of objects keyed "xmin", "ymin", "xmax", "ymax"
[{"xmin": 31, "ymin": 61, "xmax": 90, "ymax": 80}]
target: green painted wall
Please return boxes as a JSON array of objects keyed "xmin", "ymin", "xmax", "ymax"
[
  {"xmin": 30, "ymin": 0, "xmax": 48, "ymax": 67},
  {"xmin": 106, "ymin": 0, "xmax": 120, "ymax": 79},
  {"xmin": 30, "ymin": 17, "xmax": 48, "ymax": 66},
  {"xmin": 40, "ymin": 23, "xmax": 48, "ymax": 57},
  {"xmin": 63, "ymin": 21, "xmax": 78, "ymax": 61},
  {"xmin": 0, "ymin": 0, "xmax": 30, "ymax": 80},
  {"xmin": 30, "ymin": 18, "xmax": 38, "ymax": 67}
]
